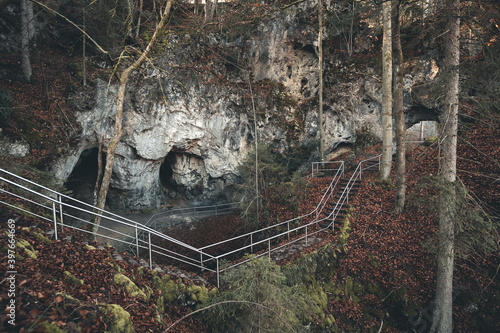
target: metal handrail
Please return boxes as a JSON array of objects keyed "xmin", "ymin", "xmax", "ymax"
[
  {"xmin": 144, "ymin": 202, "xmax": 240, "ymax": 228},
  {"xmin": 0, "ymin": 156, "xmax": 379, "ymax": 288},
  {"xmin": 311, "ymin": 160, "xmax": 344, "ymax": 177},
  {"xmin": 198, "ymin": 162, "xmax": 345, "ymax": 253},
  {"xmin": 0, "ymin": 168, "xmax": 213, "ymax": 269},
  {"xmin": 207, "ymin": 155, "xmax": 381, "ymax": 286}
]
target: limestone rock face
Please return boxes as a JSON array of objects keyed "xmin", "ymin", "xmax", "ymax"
[
  {"xmin": 0, "ymin": 137, "xmax": 30, "ymax": 157},
  {"xmin": 53, "ymin": 5, "xmax": 442, "ymax": 212}
]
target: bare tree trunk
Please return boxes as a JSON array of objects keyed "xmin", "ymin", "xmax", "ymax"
[
  {"xmin": 348, "ymin": 1, "xmax": 354, "ymax": 56},
  {"xmin": 210, "ymin": 0, "xmax": 217, "ymax": 21},
  {"xmin": 249, "ymin": 78, "xmax": 259, "ymax": 225},
  {"xmin": 194, "ymin": 0, "xmax": 199, "ymax": 15},
  {"xmin": 92, "ymin": 0, "xmax": 174, "ymax": 236},
  {"xmin": 381, "ymin": 0, "xmax": 393, "ymax": 180},
  {"xmin": 135, "ymin": 0, "xmax": 143, "ymax": 38},
  {"xmin": 318, "ymin": 0, "xmax": 324, "ymax": 161},
  {"xmin": 430, "ymin": 0, "xmax": 460, "ymax": 331},
  {"xmin": 205, "ymin": 0, "xmax": 212, "ymax": 22},
  {"xmin": 393, "ymin": 1, "xmax": 405, "ymax": 213},
  {"xmin": 20, "ymin": 0, "xmax": 32, "ymax": 82},
  {"xmin": 82, "ymin": 7, "xmax": 86, "ymax": 87}
]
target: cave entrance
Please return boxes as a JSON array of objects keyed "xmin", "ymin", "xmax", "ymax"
[
  {"xmin": 406, "ymin": 121, "xmax": 438, "ymax": 142},
  {"xmin": 159, "ymin": 151, "xmax": 207, "ymax": 202},
  {"xmin": 65, "ymin": 147, "xmax": 105, "ymax": 204},
  {"xmin": 159, "ymin": 152, "xmax": 183, "ymax": 202}
]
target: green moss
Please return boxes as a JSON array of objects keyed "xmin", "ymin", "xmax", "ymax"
[
  {"xmin": 339, "ymin": 214, "xmax": 352, "ymax": 246},
  {"xmin": 138, "ymin": 267, "xmax": 144, "ymax": 276},
  {"xmin": 366, "ymin": 283, "xmax": 384, "ymax": 299},
  {"xmin": 38, "ymin": 321, "xmax": 66, "ymax": 333},
  {"xmin": 368, "ymin": 254, "xmax": 381, "ymax": 269},
  {"xmin": 322, "ymin": 314, "xmax": 338, "ymax": 331},
  {"xmin": 375, "ymin": 176, "xmax": 392, "ymax": 190},
  {"xmin": 16, "ymin": 239, "xmax": 37, "ymax": 259},
  {"xmin": 108, "ymin": 261, "xmax": 124, "ymax": 273},
  {"xmin": 144, "ymin": 285, "xmax": 154, "ymax": 302},
  {"xmin": 156, "ymin": 296, "xmax": 165, "ymax": 315},
  {"xmin": 33, "ymin": 231, "xmax": 52, "ymax": 244},
  {"xmin": 64, "ymin": 271, "xmax": 84, "ymax": 286},
  {"xmin": 55, "ymin": 292, "xmax": 81, "ymax": 305},
  {"xmin": 98, "ymin": 304, "xmax": 134, "ymax": 333},
  {"xmin": 344, "ymin": 277, "xmax": 362, "ymax": 304},
  {"xmin": 153, "ymin": 275, "xmax": 180, "ymax": 303},
  {"xmin": 424, "ymin": 136, "xmax": 438, "ymax": 146},
  {"xmin": 84, "ymin": 244, "xmax": 96, "ymax": 250},
  {"xmin": 114, "ymin": 273, "xmax": 147, "ymax": 300}
]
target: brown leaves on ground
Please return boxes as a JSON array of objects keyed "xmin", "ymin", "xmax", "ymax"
[{"xmin": 0, "ymin": 213, "xmax": 207, "ymax": 333}]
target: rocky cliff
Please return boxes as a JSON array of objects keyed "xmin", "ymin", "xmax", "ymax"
[{"xmin": 2, "ymin": 1, "xmax": 443, "ymax": 212}]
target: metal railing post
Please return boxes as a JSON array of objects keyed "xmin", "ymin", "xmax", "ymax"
[
  {"xmin": 58, "ymin": 195, "xmax": 64, "ymax": 228},
  {"xmin": 305, "ymin": 226, "xmax": 308, "ymax": 246},
  {"xmin": 216, "ymin": 259, "xmax": 220, "ymax": 288},
  {"xmin": 135, "ymin": 227, "xmax": 139, "ymax": 257},
  {"xmin": 200, "ymin": 250, "xmax": 204, "ymax": 271},
  {"xmin": 148, "ymin": 232, "xmax": 152, "ymax": 270},
  {"xmin": 250, "ymin": 234, "xmax": 253, "ymax": 253},
  {"xmin": 268, "ymin": 239, "xmax": 271, "ymax": 258},
  {"xmin": 52, "ymin": 201, "xmax": 58, "ymax": 240},
  {"xmin": 287, "ymin": 221, "xmax": 290, "ymax": 242}
]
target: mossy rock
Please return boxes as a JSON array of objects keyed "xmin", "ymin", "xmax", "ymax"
[
  {"xmin": 98, "ymin": 304, "xmax": 134, "ymax": 333},
  {"xmin": 114, "ymin": 273, "xmax": 147, "ymax": 300},
  {"xmin": 368, "ymin": 254, "xmax": 381, "ymax": 269},
  {"xmin": 38, "ymin": 321, "xmax": 66, "ymax": 333},
  {"xmin": 55, "ymin": 292, "xmax": 81, "ymax": 305},
  {"xmin": 64, "ymin": 271, "xmax": 84, "ymax": 286},
  {"xmin": 156, "ymin": 296, "xmax": 165, "ymax": 315},
  {"xmin": 153, "ymin": 275, "xmax": 182, "ymax": 303},
  {"xmin": 322, "ymin": 314, "xmax": 338, "ymax": 331},
  {"xmin": 16, "ymin": 238, "xmax": 37, "ymax": 259},
  {"xmin": 144, "ymin": 285, "xmax": 154, "ymax": 302},
  {"xmin": 33, "ymin": 231, "xmax": 52, "ymax": 244}
]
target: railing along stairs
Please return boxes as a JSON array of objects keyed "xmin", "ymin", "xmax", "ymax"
[{"xmin": 0, "ymin": 155, "xmax": 380, "ymax": 287}]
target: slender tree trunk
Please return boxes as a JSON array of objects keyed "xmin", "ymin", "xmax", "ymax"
[
  {"xmin": 82, "ymin": 7, "xmax": 86, "ymax": 87},
  {"xmin": 249, "ymin": 78, "xmax": 259, "ymax": 225},
  {"xmin": 318, "ymin": 0, "xmax": 324, "ymax": 161},
  {"xmin": 135, "ymin": 0, "xmax": 143, "ymax": 38},
  {"xmin": 20, "ymin": 0, "xmax": 32, "ymax": 82},
  {"xmin": 210, "ymin": 0, "xmax": 217, "ymax": 21},
  {"xmin": 430, "ymin": 0, "xmax": 460, "ymax": 331},
  {"xmin": 205, "ymin": 0, "xmax": 212, "ymax": 22},
  {"xmin": 381, "ymin": 0, "xmax": 393, "ymax": 180},
  {"xmin": 348, "ymin": 1, "xmax": 354, "ymax": 56},
  {"xmin": 92, "ymin": 0, "xmax": 174, "ymax": 236},
  {"xmin": 393, "ymin": 1, "xmax": 405, "ymax": 213},
  {"xmin": 194, "ymin": 0, "xmax": 199, "ymax": 15}
]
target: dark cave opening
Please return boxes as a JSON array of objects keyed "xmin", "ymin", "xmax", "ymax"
[
  {"xmin": 159, "ymin": 153, "xmax": 174, "ymax": 191},
  {"xmin": 65, "ymin": 147, "xmax": 105, "ymax": 203}
]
